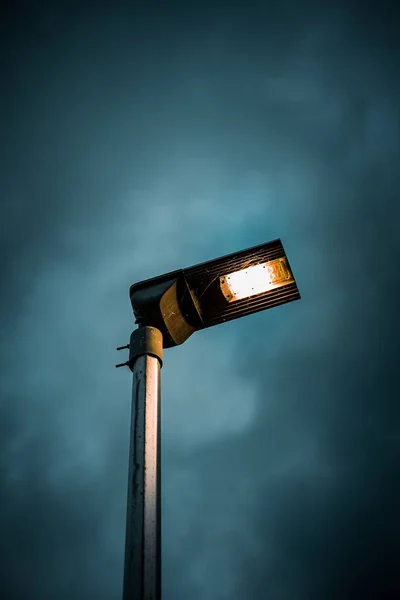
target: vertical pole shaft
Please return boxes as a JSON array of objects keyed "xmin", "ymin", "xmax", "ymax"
[{"xmin": 123, "ymin": 327, "xmax": 163, "ymax": 600}]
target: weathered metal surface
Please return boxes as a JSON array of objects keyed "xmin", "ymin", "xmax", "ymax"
[{"xmin": 123, "ymin": 353, "xmax": 161, "ymax": 600}]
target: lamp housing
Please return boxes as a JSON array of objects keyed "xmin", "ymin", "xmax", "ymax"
[{"xmin": 130, "ymin": 238, "xmax": 300, "ymax": 348}]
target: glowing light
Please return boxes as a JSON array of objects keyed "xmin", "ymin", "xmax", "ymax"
[{"xmin": 220, "ymin": 257, "xmax": 294, "ymax": 302}]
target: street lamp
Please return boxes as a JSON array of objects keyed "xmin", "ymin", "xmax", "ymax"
[{"xmin": 116, "ymin": 238, "xmax": 300, "ymax": 600}]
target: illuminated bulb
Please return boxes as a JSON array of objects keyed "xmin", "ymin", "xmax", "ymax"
[{"xmin": 220, "ymin": 257, "xmax": 294, "ymax": 302}]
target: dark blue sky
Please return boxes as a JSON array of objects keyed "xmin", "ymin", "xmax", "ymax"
[{"xmin": 1, "ymin": 1, "xmax": 399, "ymax": 599}]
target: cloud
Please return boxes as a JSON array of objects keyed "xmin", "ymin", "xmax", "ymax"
[{"xmin": 1, "ymin": 2, "xmax": 399, "ymax": 599}]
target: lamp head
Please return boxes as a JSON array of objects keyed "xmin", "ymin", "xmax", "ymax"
[{"xmin": 130, "ymin": 238, "xmax": 300, "ymax": 348}]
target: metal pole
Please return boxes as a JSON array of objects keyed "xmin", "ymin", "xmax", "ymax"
[{"xmin": 123, "ymin": 326, "xmax": 163, "ymax": 600}]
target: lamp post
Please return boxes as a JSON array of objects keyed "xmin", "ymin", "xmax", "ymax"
[
  {"xmin": 117, "ymin": 327, "xmax": 163, "ymax": 600},
  {"xmin": 116, "ymin": 238, "xmax": 301, "ymax": 600}
]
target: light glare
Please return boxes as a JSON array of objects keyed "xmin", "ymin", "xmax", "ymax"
[{"xmin": 220, "ymin": 257, "xmax": 294, "ymax": 302}]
